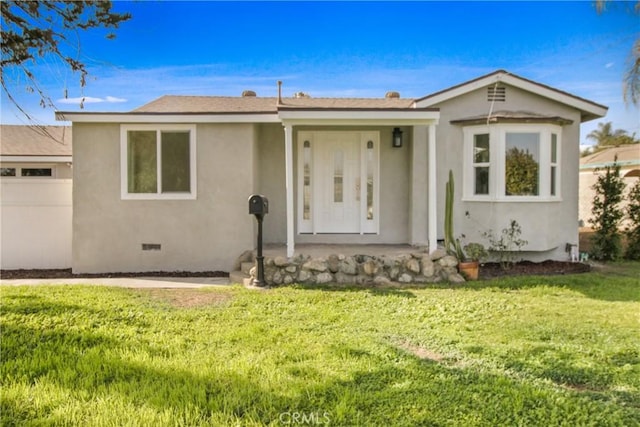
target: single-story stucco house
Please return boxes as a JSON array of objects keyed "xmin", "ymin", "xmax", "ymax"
[
  {"xmin": 0, "ymin": 125, "xmax": 72, "ymax": 269},
  {"xmin": 56, "ymin": 70, "xmax": 607, "ymax": 275},
  {"xmin": 579, "ymin": 144, "xmax": 640, "ymax": 229}
]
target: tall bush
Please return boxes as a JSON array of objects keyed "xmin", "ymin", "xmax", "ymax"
[
  {"xmin": 589, "ymin": 159, "xmax": 625, "ymax": 260},
  {"xmin": 624, "ymin": 178, "xmax": 640, "ymax": 260}
]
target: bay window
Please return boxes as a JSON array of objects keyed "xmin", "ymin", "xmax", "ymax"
[
  {"xmin": 472, "ymin": 133, "xmax": 490, "ymax": 195},
  {"xmin": 463, "ymin": 124, "xmax": 561, "ymax": 201},
  {"xmin": 121, "ymin": 124, "xmax": 196, "ymax": 199}
]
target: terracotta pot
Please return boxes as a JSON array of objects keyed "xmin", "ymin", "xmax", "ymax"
[{"xmin": 458, "ymin": 261, "xmax": 479, "ymax": 280}]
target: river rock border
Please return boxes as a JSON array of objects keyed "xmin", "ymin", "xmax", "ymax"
[{"xmin": 248, "ymin": 249, "xmax": 465, "ymax": 286}]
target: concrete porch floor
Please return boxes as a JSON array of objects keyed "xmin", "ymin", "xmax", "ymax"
[{"xmin": 262, "ymin": 243, "xmax": 425, "ymax": 258}]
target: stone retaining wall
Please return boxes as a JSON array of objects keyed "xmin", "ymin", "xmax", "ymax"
[{"xmin": 248, "ymin": 249, "xmax": 465, "ymax": 286}]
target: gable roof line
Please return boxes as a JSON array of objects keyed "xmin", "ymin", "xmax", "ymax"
[{"xmin": 415, "ymin": 69, "xmax": 608, "ymax": 121}]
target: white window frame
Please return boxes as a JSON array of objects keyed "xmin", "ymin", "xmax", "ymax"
[
  {"xmin": 120, "ymin": 124, "xmax": 197, "ymax": 200},
  {"xmin": 463, "ymin": 123, "xmax": 562, "ymax": 202},
  {"xmin": 0, "ymin": 164, "xmax": 56, "ymax": 178}
]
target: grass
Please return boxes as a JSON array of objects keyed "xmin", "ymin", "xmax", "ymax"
[{"xmin": 1, "ymin": 263, "xmax": 639, "ymax": 426}]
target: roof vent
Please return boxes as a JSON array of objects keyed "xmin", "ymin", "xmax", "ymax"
[
  {"xmin": 385, "ymin": 91, "xmax": 400, "ymax": 99},
  {"xmin": 242, "ymin": 90, "xmax": 257, "ymax": 97},
  {"xmin": 487, "ymin": 86, "xmax": 506, "ymax": 102}
]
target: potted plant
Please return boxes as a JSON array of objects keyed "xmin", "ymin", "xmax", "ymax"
[{"xmin": 458, "ymin": 242, "xmax": 487, "ymax": 280}]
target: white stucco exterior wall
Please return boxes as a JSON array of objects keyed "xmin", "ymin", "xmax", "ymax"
[
  {"xmin": 428, "ymin": 83, "xmax": 584, "ymax": 261},
  {"xmin": 71, "ymin": 122, "xmax": 256, "ymax": 273}
]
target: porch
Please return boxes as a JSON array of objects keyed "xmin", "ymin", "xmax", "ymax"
[{"xmin": 277, "ymin": 111, "xmax": 440, "ymax": 258}]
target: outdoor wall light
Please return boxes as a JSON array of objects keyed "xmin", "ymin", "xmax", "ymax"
[{"xmin": 392, "ymin": 127, "xmax": 403, "ymax": 148}]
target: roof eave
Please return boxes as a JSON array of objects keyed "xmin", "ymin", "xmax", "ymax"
[
  {"xmin": 450, "ymin": 116, "xmax": 574, "ymax": 126},
  {"xmin": 0, "ymin": 155, "xmax": 72, "ymax": 162},
  {"xmin": 55, "ymin": 111, "xmax": 281, "ymax": 123},
  {"xmin": 278, "ymin": 108, "xmax": 440, "ymax": 126}
]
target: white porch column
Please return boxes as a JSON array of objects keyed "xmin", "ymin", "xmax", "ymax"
[
  {"xmin": 410, "ymin": 126, "xmax": 428, "ymax": 246},
  {"xmin": 428, "ymin": 124, "xmax": 438, "ymax": 254},
  {"xmin": 284, "ymin": 124, "xmax": 295, "ymax": 257}
]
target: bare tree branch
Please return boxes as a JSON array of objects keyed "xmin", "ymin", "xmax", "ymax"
[{"xmin": 0, "ymin": 0, "xmax": 130, "ymax": 122}]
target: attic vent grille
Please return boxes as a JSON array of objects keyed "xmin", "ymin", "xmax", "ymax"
[{"xmin": 487, "ymin": 86, "xmax": 506, "ymax": 102}]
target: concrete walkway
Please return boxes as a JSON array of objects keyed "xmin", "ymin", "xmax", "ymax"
[{"xmin": 0, "ymin": 277, "xmax": 230, "ymax": 288}]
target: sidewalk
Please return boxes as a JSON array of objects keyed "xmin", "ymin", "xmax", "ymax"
[{"xmin": 0, "ymin": 276, "xmax": 231, "ymax": 288}]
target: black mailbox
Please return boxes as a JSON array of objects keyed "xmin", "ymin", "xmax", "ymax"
[
  {"xmin": 249, "ymin": 195, "xmax": 269, "ymax": 217},
  {"xmin": 248, "ymin": 194, "xmax": 268, "ymax": 287}
]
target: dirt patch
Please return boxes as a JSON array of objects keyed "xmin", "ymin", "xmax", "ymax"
[
  {"xmin": 479, "ymin": 260, "xmax": 590, "ymax": 280},
  {"xmin": 395, "ymin": 340, "xmax": 447, "ymax": 363},
  {"xmin": 394, "ymin": 340, "xmax": 472, "ymax": 369},
  {"xmin": 136, "ymin": 288, "xmax": 232, "ymax": 308},
  {"xmin": 0, "ymin": 269, "xmax": 228, "ymax": 280}
]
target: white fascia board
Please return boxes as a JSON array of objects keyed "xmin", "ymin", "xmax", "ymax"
[
  {"xmin": 0, "ymin": 156, "xmax": 72, "ymax": 163},
  {"xmin": 278, "ymin": 110, "xmax": 439, "ymax": 125},
  {"xmin": 500, "ymin": 75, "xmax": 608, "ymax": 119},
  {"xmin": 416, "ymin": 73, "xmax": 607, "ymax": 120},
  {"xmin": 55, "ymin": 112, "xmax": 280, "ymax": 123}
]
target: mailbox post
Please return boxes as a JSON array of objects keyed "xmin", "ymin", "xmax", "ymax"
[{"xmin": 248, "ymin": 195, "xmax": 269, "ymax": 287}]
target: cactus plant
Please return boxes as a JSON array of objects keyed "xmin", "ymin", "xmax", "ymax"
[{"xmin": 444, "ymin": 170, "xmax": 464, "ymax": 260}]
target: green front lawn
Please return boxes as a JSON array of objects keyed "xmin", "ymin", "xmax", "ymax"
[{"xmin": 2, "ymin": 263, "xmax": 639, "ymax": 426}]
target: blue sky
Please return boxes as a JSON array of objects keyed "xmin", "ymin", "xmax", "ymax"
[{"xmin": 1, "ymin": 1, "xmax": 638, "ymax": 146}]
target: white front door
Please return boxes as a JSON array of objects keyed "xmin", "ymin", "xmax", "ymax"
[
  {"xmin": 298, "ymin": 131, "xmax": 379, "ymax": 234},
  {"xmin": 318, "ymin": 132, "xmax": 361, "ymax": 232}
]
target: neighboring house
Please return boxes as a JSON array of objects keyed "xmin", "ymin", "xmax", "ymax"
[
  {"xmin": 579, "ymin": 145, "xmax": 640, "ymax": 229},
  {"xmin": 56, "ymin": 70, "xmax": 607, "ymax": 274},
  {"xmin": 0, "ymin": 125, "xmax": 72, "ymax": 269}
]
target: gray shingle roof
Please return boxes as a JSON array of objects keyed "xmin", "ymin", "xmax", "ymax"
[
  {"xmin": 0, "ymin": 125, "xmax": 72, "ymax": 156},
  {"xmin": 133, "ymin": 95, "xmax": 417, "ymax": 113},
  {"xmin": 580, "ymin": 145, "xmax": 640, "ymax": 169}
]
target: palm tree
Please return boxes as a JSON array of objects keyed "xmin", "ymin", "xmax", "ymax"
[
  {"xmin": 587, "ymin": 122, "xmax": 629, "ymax": 147},
  {"xmin": 596, "ymin": 1, "xmax": 640, "ymax": 106}
]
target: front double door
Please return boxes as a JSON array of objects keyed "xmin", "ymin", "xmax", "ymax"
[{"xmin": 298, "ymin": 131, "xmax": 379, "ymax": 234}]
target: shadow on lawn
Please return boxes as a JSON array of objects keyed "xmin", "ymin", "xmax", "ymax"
[
  {"xmin": 3, "ymin": 316, "xmax": 637, "ymax": 426},
  {"xmin": 291, "ymin": 263, "xmax": 640, "ymax": 303},
  {"xmin": 2, "ymin": 295, "xmax": 638, "ymax": 425},
  {"xmin": 464, "ymin": 270, "xmax": 640, "ymax": 303},
  {"xmin": 1, "ymin": 318, "xmax": 639, "ymax": 425}
]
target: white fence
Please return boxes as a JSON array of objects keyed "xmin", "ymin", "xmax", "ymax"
[{"xmin": 1, "ymin": 179, "xmax": 72, "ymax": 269}]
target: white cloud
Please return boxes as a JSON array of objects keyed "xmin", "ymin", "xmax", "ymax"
[
  {"xmin": 105, "ymin": 96, "xmax": 127, "ymax": 103},
  {"xmin": 605, "ymin": 62, "xmax": 614, "ymax": 68},
  {"xmin": 57, "ymin": 95, "xmax": 128, "ymax": 104}
]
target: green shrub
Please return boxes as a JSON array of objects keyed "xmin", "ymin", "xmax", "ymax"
[
  {"xmin": 625, "ymin": 178, "xmax": 640, "ymax": 260},
  {"xmin": 589, "ymin": 159, "xmax": 625, "ymax": 261}
]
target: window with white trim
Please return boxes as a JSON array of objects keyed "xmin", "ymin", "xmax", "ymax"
[
  {"xmin": 0, "ymin": 165, "xmax": 55, "ymax": 178},
  {"xmin": 120, "ymin": 124, "xmax": 197, "ymax": 200},
  {"xmin": 463, "ymin": 124, "xmax": 561, "ymax": 201},
  {"xmin": 472, "ymin": 133, "xmax": 490, "ymax": 195}
]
